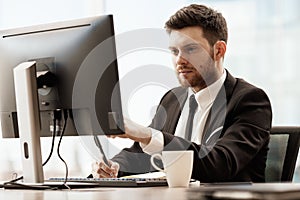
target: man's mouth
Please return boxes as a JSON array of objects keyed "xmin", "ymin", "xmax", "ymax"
[{"xmin": 178, "ymin": 69, "xmax": 193, "ymax": 75}]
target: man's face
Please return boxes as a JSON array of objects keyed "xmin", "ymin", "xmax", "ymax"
[{"xmin": 168, "ymin": 26, "xmax": 218, "ymax": 92}]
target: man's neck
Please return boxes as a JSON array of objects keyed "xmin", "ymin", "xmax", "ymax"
[{"xmin": 192, "ymin": 68, "xmax": 224, "ymax": 93}]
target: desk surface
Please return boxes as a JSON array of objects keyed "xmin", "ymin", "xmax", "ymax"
[
  {"xmin": 0, "ymin": 186, "xmax": 194, "ymax": 200},
  {"xmin": 2, "ymin": 182, "xmax": 300, "ymax": 200}
]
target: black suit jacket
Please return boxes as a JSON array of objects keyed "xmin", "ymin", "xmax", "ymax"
[{"xmin": 112, "ymin": 71, "xmax": 272, "ymax": 182}]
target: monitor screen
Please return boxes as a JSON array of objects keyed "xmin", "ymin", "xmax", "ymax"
[{"xmin": 0, "ymin": 15, "xmax": 125, "ymax": 138}]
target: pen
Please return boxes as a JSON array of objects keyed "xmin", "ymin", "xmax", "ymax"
[{"xmin": 93, "ymin": 135, "xmax": 109, "ymax": 166}]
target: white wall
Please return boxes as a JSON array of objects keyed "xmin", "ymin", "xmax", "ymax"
[{"xmin": 0, "ymin": 0, "xmax": 104, "ymax": 29}]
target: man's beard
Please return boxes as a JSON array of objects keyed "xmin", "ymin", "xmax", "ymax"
[{"xmin": 177, "ymin": 71, "xmax": 206, "ymax": 89}]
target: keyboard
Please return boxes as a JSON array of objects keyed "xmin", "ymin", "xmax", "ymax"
[{"xmin": 47, "ymin": 177, "xmax": 168, "ymax": 187}]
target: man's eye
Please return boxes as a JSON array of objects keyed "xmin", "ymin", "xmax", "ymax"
[
  {"xmin": 170, "ymin": 49, "xmax": 179, "ymax": 55},
  {"xmin": 186, "ymin": 47, "xmax": 198, "ymax": 54}
]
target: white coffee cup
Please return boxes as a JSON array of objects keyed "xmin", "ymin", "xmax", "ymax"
[{"xmin": 150, "ymin": 150, "xmax": 194, "ymax": 187}]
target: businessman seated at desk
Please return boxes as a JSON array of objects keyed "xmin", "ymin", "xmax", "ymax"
[{"xmin": 92, "ymin": 4, "xmax": 272, "ymax": 183}]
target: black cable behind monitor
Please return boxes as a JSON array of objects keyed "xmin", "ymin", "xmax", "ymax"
[
  {"xmin": 42, "ymin": 115, "xmax": 56, "ymax": 166},
  {"xmin": 2, "ymin": 109, "xmax": 70, "ymax": 190},
  {"xmin": 56, "ymin": 109, "xmax": 69, "ymax": 188}
]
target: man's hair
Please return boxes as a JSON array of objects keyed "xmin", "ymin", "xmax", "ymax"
[{"xmin": 165, "ymin": 4, "xmax": 228, "ymax": 47}]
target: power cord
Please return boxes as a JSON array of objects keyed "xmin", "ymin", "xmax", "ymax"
[
  {"xmin": 42, "ymin": 114, "xmax": 57, "ymax": 166},
  {"xmin": 1, "ymin": 110, "xmax": 59, "ymax": 189},
  {"xmin": 56, "ymin": 109, "xmax": 70, "ymax": 189},
  {"xmin": 2, "ymin": 109, "xmax": 70, "ymax": 190},
  {"xmin": 0, "ymin": 174, "xmax": 23, "ymax": 189}
]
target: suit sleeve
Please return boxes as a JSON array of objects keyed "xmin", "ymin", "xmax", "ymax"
[{"xmin": 111, "ymin": 90, "xmax": 177, "ymax": 177}]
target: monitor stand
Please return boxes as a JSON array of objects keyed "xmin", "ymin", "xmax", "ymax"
[{"xmin": 13, "ymin": 61, "xmax": 44, "ymax": 183}]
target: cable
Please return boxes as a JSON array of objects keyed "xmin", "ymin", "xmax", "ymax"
[
  {"xmin": 1, "ymin": 172, "xmax": 60, "ymax": 190},
  {"xmin": 0, "ymin": 175, "xmax": 23, "ymax": 188},
  {"xmin": 42, "ymin": 116, "xmax": 56, "ymax": 166},
  {"xmin": 9, "ymin": 175, "xmax": 23, "ymax": 183},
  {"xmin": 2, "ymin": 112, "xmax": 58, "ymax": 189},
  {"xmin": 2, "ymin": 110, "xmax": 71, "ymax": 190},
  {"xmin": 56, "ymin": 109, "xmax": 69, "ymax": 188},
  {"xmin": 3, "ymin": 181, "xmax": 58, "ymax": 190}
]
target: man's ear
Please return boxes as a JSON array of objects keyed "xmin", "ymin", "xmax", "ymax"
[{"xmin": 213, "ymin": 41, "xmax": 226, "ymax": 61}]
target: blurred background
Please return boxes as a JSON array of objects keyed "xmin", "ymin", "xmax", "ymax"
[{"xmin": 0, "ymin": 0, "xmax": 300, "ymax": 181}]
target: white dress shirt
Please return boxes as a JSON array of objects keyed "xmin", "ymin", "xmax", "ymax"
[{"xmin": 140, "ymin": 70, "xmax": 227, "ymax": 154}]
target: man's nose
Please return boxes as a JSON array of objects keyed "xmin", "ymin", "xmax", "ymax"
[{"xmin": 176, "ymin": 53, "xmax": 188, "ymax": 66}]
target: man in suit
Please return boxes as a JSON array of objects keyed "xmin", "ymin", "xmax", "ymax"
[{"xmin": 92, "ymin": 4, "xmax": 272, "ymax": 182}]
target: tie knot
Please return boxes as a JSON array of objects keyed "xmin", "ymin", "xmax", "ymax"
[{"xmin": 189, "ymin": 95, "xmax": 198, "ymax": 111}]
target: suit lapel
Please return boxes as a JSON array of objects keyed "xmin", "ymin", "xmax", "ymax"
[
  {"xmin": 202, "ymin": 71, "xmax": 237, "ymax": 145},
  {"xmin": 164, "ymin": 88, "xmax": 188, "ymax": 134}
]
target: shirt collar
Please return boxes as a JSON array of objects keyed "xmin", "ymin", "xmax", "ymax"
[{"xmin": 189, "ymin": 70, "xmax": 227, "ymax": 110}]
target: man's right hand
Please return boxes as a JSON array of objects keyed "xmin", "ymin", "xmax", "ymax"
[{"xmin": 92, "ymin": 160, "xmax": 119, "ymax": 178}]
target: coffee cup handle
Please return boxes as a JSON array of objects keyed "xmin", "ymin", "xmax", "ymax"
[{"xmin": 150, "ymin": 153, "xmax": 164, "ymax": 172}]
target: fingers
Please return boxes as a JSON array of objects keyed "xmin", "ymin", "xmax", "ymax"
[
  {"xmin": 107, "ymin": 118, "xmax": 151, "ymax": 144},
  {"xmin": 109, "ymin": 160, "xmax": 120, "ymax": 177},
  {"xmin": 91, "ymin": 161, "xmax": 119, "ymax": 178},
  {"xmin": 92, "ymin": 162, "xmax": 112, "ymax": 178},
  {"xmin": 91, "ymin": 162, "xmax": 101, "ymax": 178}
]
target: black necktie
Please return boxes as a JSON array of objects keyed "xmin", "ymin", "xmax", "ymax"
[{"xmin": 184, "ymin": 94, "xmax": 198, "ymax": 141}]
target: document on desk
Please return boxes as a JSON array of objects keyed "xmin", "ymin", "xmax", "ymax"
[{"xmin": 188, "ymin": 183, "xmax": 300, "ymax": 200}]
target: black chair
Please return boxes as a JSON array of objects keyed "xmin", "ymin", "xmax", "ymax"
[{"xmin": 265, "ymin": 126, "xmax": 300, "ymax": 182}]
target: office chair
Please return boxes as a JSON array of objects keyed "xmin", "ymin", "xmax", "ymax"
[{"xmin": 265, "ymin": 126, "xmax": 300, "ymax": 182}]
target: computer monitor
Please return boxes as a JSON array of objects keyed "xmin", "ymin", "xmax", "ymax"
[{"xmin": 0, "ymin": 15, "xmax": 124, "ymax": 183}]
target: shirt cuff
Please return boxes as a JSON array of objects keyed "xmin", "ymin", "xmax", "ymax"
[{"xmin": 140, "ymin": 128, "xmax": 164, "ymax": 155}]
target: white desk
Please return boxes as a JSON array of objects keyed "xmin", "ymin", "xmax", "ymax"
[
  {"xmin": 2, "ymin": 182, "xmax": 300, "ymax": 200},
  {"xmin": 0, "ymin": 186, "xmax": 194, "ymax": 200}
]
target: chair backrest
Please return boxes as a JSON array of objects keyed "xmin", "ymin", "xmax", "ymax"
[{"xmin": 265, "ymin": 126, "xmax": 300, "ymax": 182}]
